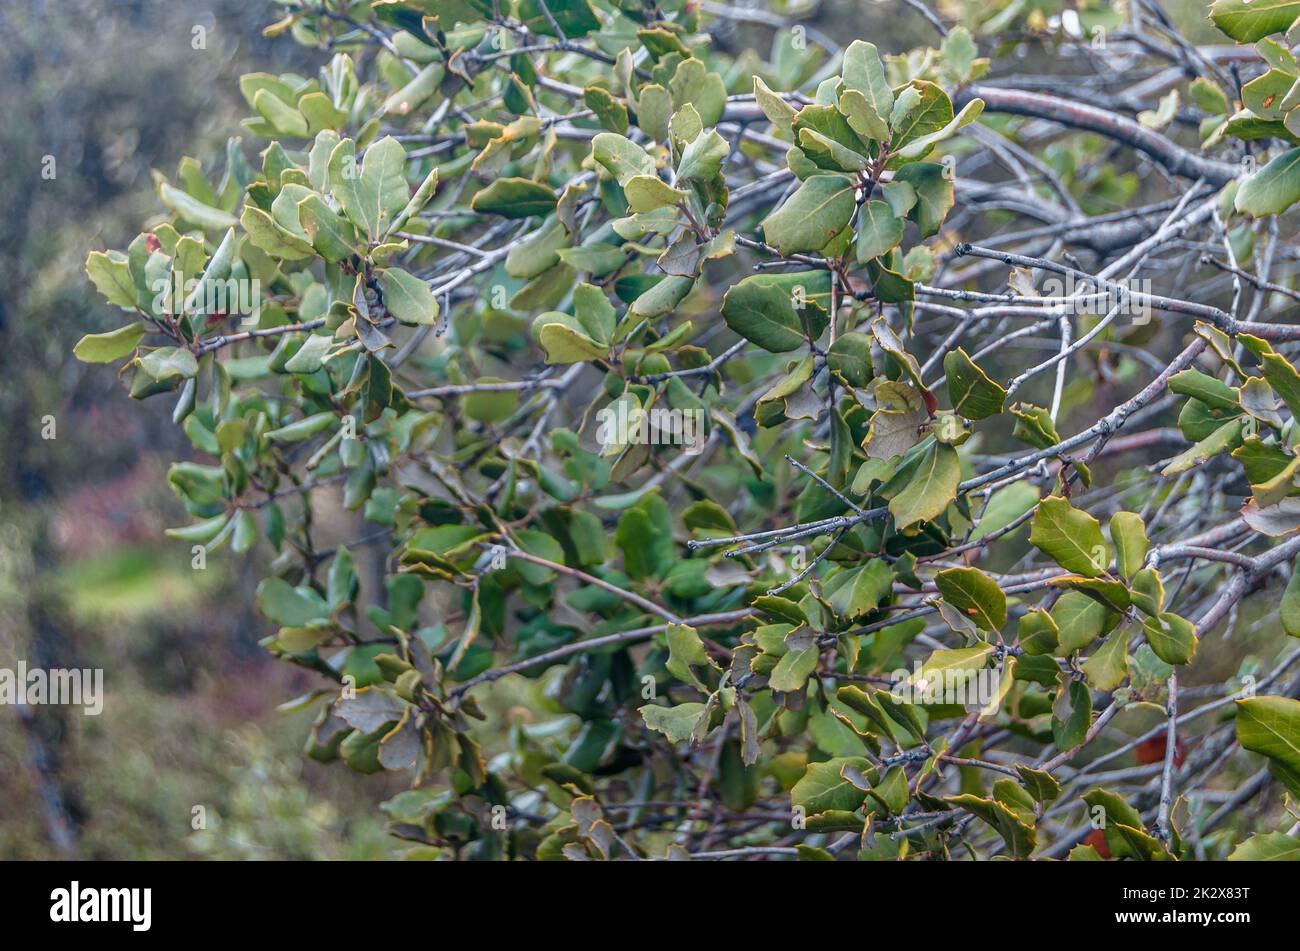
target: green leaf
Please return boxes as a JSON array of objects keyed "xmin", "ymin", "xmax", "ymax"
[
  {"xmin": 894, "ymin": 98, "xmax": 984, "ymax": 161},
  {"xmin": 1079, "ymin": 788, "xmax": 1168, "ymax": 859},
  {"xmin": 1190, "ymin": 77, "xmax": 1231, "ymax": 116},
  {"xmin": 794, "ymin": 844, "xmax": 834, "ymax": 861},
  {"xmin": 640, "ymin": 702, "xmax": 708, "ymax": 743},
  {"xmin": 377, "ymin": 267, "xmax": 440, "ymax": 326},
  {"xmin": 1221, "ymin": 111, "xmax": 1299, "ymax": 144},
  {"xmin": 185, "ymin": 227, "xmax": 238, "ymax": 314},
  {"xmin": 1109, "ymin": 512, "xmax": 1149, "ymax": 580},
  {"xmin": 1142, "ymin": 612, "xmax": 1198, "ymax": 665},
  {"xmin": 676, "ymin": 129, "xmax": 729, "ymax": 183},
  {"xmin": 1082, "ymin": 629, "xmax": 1129, "ymax": 691},
  {"xmin": 769, "ymin": 645, "xmax": 820, "ymax": 692},
  {"xmin": 614, "ymin": 494, "xmax": 674, "ymax": 580},
  {"xmin": 257, "ymin": 577, "xmax": 330, "ymax": 627},
  {"xmin": 721, "ymin": 279, "xmax": 812, "ymax": 353},
  {"xmin": 1030, "ymin": 495, "xmax": 1108, "ymax": 577},
  {"xmin": 1014, "ymin": 765, "xmax": 1061, "ymax": 805},
  {"xmin": 889, "ymin": 81, "xmax": 954, "ymax": 153},
  {"xmin": 283, "ymin": 334, "xmax": 332, "ymax": 374},
  {"xmin": 637, "ymin": 84, "xmax": 672, "ymax": 142},
  {"xmin": 1010, "ymin": 402, "xmax": 1060, "ymax": 449},
  {"xmin": 328, "ymin": 135, "xmax": 410, "ymax": 239},
  {"xmin": 1251, "ymin": 453, "xmax": 1300, "ymax": 508},
  {"xmin": 533, "ymin": 314, "xmax": 606, "ymax": 364},
  {"xmin": 826, "ymin": 332, "xmax": 874, "ymax": 387},
  {"xmin": 471, "ymin": 177, "xmax": 557, "ymax": 218},
  {"xmin": 253, "ymin": 87, "xmax": 308, "ymax": 136},
  {"xmin": 265, "ymin": 411, "xmax": 336, "ymax": 443},
  {"xmin": 874, "ymin": 319, "xmax": 924, "ymax": 383},
  {"xmin": 665, "ymin": 623, "xmax": 716, "ymax": 691},
  {"xmin": 1243, "ymin": 69, "xmax": 1296, "ymax": 121},
  {"xmin": 888, "ymin": 442, "xmax": 961, "ymax": 529},
  {"xmin": 1052, "ymin": 676, "xmax": 1092, "ymax": 750},
  {"xmin": 1112, "ymin": 822, "xmax": 1172, "ymax": 861},
  {"xmin": 1210, "ymin": 0, "xmax": 1300, "ymax": 42},
  {"xmin": 506, "ymin": 217, "xmax": 566, "ymax": 280},
  {"xmin": 270, "ymin": 183, "xmax": 314, "ymax": 240},
  {"xmin": 514, "ymin": 529, "xmax": 565, "ymax": 585},
  {"xmin": 390, "ymin": 166, "xmax": 439, "ymax": 235},
  {"xmin": 838, "ymin": 89, "xmax": 889, "ymax": 143},
  {"xmin": 1160, "ymin": 417, "xmax": 1244, "ymax": 475},
  {"xmin": 560, "ymin": 285, "xmax": 611, "ymax": 347},
  {"xmin": 855, "ymin": 200, "xmax": 904, "ymax": 263},
  {"xmin": 798, "ymin": 124, "xmax": 869, "ymax": 173},
  {"xmin": 299, "ymin": 91, "xmax": 348, "ymax": 133},
  {"xmin": 622, "ymin": 174, "xmax": 689, "ymax": 212},
  {"xmin": 866, "ymin": 256, "xmax": 915, "ymax": 304},
  {"xmin": 753, "ymin": 76, "xmax": 796, "ymax": 136},
  {"xmin": 1229, "ymin": 832, "xmax": 1300, "ymax": 860},
  {"xmin": 944, "ymin": 793, "xmax": 1036, "ymax": 857},
  {"xmin": 892, "ymin": 162, "xmax": 954, "ymax": 237},
  {"xmin": 1130, "ymin": 567, "xmax": 1166, "ymax": 618},
  {"xmin": 1283, "ymin": 565, "xmax": 1300, "ymax": 637},
  {"xmin": 1050, "ymin": 576, "xmax": 1130, "ymax": 614},
  {"xmin": 381, "ymin": 62, "xmax": 443, "ymax": 118},
  {"xmin": 867, "ymin": 765, "xmax": 909, "ymax": 815},
  {"xmin": 155, "ymin": 177, "xmax": 238, "ymax": 231},
  {"xmin": 1170, "ymin": 368, "xmax": 1237, "ymax": 413},
  {"xmin": 592, "ymin": 132, "xmax": 655, "ymax": 185},
  {"xmin": 630, "ymin": 275, "xmax": 693, "ymax": 319},
  {"xmin": 557, "ymin": 244, "xmax": 625, "ymax": 276},
  {"xmin": 139, "ymin": 347, "xmax": 198, "ymax": 382},
  {"xmin": 1255, "ymin": 343, "xmax": 1300, "ymax": 419},
  {"xmin": 841, "ymin": 41, "xmax": 894, "ymax": 123},
  {"xmin": 1052, "ymin": 591, "xmax": 1117, "ymax": 654},
  {"xmin": 1236, "ymin": 147, "xmax": 1300, "ymax": 216},
  {"xmin": 1236, "ymin": 695, "xmax": 1300, "ymax": 776},
  {"xmin": 1018, "ymin": 608, "xmax": 1060, "ymax": 656},
  {"xmin": 944, "ymin": 348, "xmax": 1006, "ymax": 420},
  {"xmin": 751, "ymin": 595, "xmax": 805, "ymax": 625},
  {"xmin": 241, "ymin": 204, "xmax": 315, "ymax": 260},
  {"xmin": 668, "ymin": 59, "xmax": 726, "ymax": 126},
  {"xmin": 583, "ymin": 85, "xmax": 628, "ymax": 133},
  {"xmin": 165, "ymin": 514, "xmax": 230, "ymax": 545},
  {"xmin": 792, "ymin": 757, "xmax": 872, "ymax": 814},
  {"xmin": 940, "ymin": 26, "xmax": 980, "ymax": 81},
  {"xmin": 74, "ymin": 323, "xmax": 147, "ymax": 363},
  {"xmin": 1233, "ymin": 435, "xmax": 1293, "ymax": 485},
  {"xmin": 935, "ymin": 566, "xmax": 1007, "ymax": 632},
  {"xmin": 85, "ymin": 250, "xmax": 138, "ymax": 308},
  {"xmin": 298, "ymin": 192, "xmax": 361, "ymax": 262},
  {"xmin": 326, "ymin": 544, "xmax": 357, "ymax": 609},
  {"xmin": 761, "ymin": 174, "xmax": 856, "ymax": 254},
  {"xmin": 827, "ymin": 560, "xmax": 895, "ymax": 620}
]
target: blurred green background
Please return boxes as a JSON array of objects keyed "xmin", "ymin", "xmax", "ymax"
[{"xmin": 0, "ymin": 0, "xmax": 408, "ymax": 859}]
